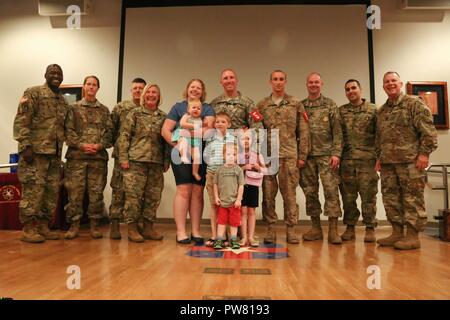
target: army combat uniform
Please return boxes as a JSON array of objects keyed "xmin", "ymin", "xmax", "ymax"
[
  {"xmin": 256, "ymin": 94, "xmax": 310, "ymax": 244},
  {"xmin": 13, "ymin": 83, "xmax": 67, "ymax": 242},
  {"xmin": 300, "ymin": 95, "xmax": 343, "ymax": 243},
  {"xmin": 339, "ymin": 99, "xmax": 379, "ymax": 242},
  {"xmin": 376, "ymin": 93, "xmax": 437, "ymax": 250},
  {"xmin": 109, "ymin": 100, "xmax": 140, "ymax": 223},
  {"xmin": 64, "ymin": 98, "xmax": 113, "ymax": 239},
  {"xmin": 210, "ymin": 92, "xmax": 264, "ymax": 130},
  {"xmin": 117, "ymin": 106, "xmax": 169, "ymax": 242}
]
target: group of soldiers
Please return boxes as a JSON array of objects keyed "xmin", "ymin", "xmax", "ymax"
[
  {"xmin": 13, "ymin": 64, "xmax": 437, "ymax": 251},
  {"xmin": 255, "ymin": 70, "xmax": 437, "ymax": 251}
]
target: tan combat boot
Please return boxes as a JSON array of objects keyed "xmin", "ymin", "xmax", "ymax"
[
  {"xmin": 263, "ymin": 224, "xmax": 277, "ymax": 244},
  {"xmin": 286, "ymin": 225, "xmax": 300, "ymax": 244},
  {"xmin": 21, "ymin": 221, "xmax": 45, "ymax": 243},
  {"xmin": 364, "ymin": 227, "xmax": 376, "ymax": 243},
  {"xmin": 377, "ymin": 223, "xmax": 404, "ymax": 246},
  {"xmin": 90, "ymin": 219, "xmax": 103, "ymax": 239},
  {"xmin": 109, "ymin": 219, "xmax": 121, "ymax": 240},
  {"xmin": 128, "ymin": 221, "xmax": 144, "ymax": 243},
  {"xmin": 64, "ymin": 220, "xmax": 80, "ymax": 240},
  {"xmin": 340, "ymin": 225, "xmax": 355, "ymax": 241},
  {"xmin": 393, "ymin": 225, "xmax": 420, "ymax": 250},
  {"xmin": 37, "ymin": 218, "xmax": 60, "ymax": 240},
  {"xmin": 328, "ymin": 217, "xmax": 342, "ymax": 244},
  {"xmin": 141, "ymin": 220, "xmax": 163, "ymax": 240},
  {"xmin": 303, "ymin": 216, "xmax": 323, "ymax": 241}
]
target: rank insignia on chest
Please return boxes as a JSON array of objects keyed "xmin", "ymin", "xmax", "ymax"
[
  {"xmin": 250, "ymin": 110, "xmax": 263, "ymax": 122},
  {"xmin": 303, "ymin": 112, "xmax": 309, "ymax": 123}
]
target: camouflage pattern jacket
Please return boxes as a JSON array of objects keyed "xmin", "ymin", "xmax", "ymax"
[
  {"xmin": 301, "ymin": 95, "xmax": 343, "ymax": 158},
  {"xmin": 210, "ymin": 92, "xmax": 263, "ymax": 130},
  {"xmin": 256, "ymin": 94, "xmax": 310, "ymax": 161},
  {"xmin": 111, "ymin": 100, "xmax": 140, "ymax": 159},
  {"xmin": 13, "ymin": 84, "xmax": 67, "ymax": 156},
  {"xmin": 117, "ymin": 106, "xmax": 169, "ymax": 167},
  {"xmin": 65, "ymin": 98, "xmax": 113, "ymax": 161},
  {"xmin": 376, "ymin": 93, "xmax": 438, "ymax": 164},
  {"xmin": 339, "ymin": 99, "xmax": 377, "ymax": 160}
]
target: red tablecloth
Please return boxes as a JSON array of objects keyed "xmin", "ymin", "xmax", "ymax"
[
  {"xmin": 0, "ymin": 173, "xmax": 23, "ymax": 230},
  {"xmin": 0, "ymin": 171, "xmax": 94, "ymax": 231}
]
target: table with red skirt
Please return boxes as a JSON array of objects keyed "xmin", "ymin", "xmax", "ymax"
[{"xmin": 0, "ymin": 171, "xmax": 69, "ymax": 230}]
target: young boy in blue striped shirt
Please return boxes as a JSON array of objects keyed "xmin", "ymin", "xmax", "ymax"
[{"xmin": 204, "ymin": 112, "xmax": 235, "ymax": 246}]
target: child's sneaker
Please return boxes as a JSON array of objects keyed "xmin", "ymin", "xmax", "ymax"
[
  {"xmin": 239, "ymin": 238, "xmax": 248, "ymax": 246},
  {"xmin": 230, "ymin": 239, "xmax": 240, "ymax": 250},
  {"xmin": 213, "ymin": 239, "xmax": 224, "ymax": 249},
  {"xmin": 249, "ymin": 239, "xmax": 259, "ymax": 247}
]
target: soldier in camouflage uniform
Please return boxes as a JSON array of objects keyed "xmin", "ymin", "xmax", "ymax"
[
  {"xmin": 210, "ymin": 69, "xmax": 264, "ymax": 130},
  {"xmin": 209, "ymin": 69, "xmax": 264, "ymax": 245},
  {"xmin": 256, "ymin": 70, "xmax": 310, "ymax": 244},
  {"xmin": 339, "ymin": 79, "xmax": 378, "ymax": 243},
  {"xmin": 300, "ymin": 72, "xmax": 343, "ymax": 244},
  {"xmin": 13, "ymin": 64, "xmax": 67, "ymax": 243},
  {"xmin": 117, "ymin": 83, "xmax": 170, "ymax": 243},
  {"xmin": 109, "ymin": 78, "xmax": 146, "ymax": 240},
  {"xmin": 64, "ymin": 76, "xmax": 113, "ymax": 240},
  {"xmin": 376, "ymin": 72, "xmax": 437, "ymax": 250}
]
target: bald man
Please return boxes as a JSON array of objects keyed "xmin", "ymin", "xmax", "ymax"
[
  {"xmin": 300, "ymin": 72, "xmax": 343, "ymax": 245},
  {"xmin": 13, "ymin": 64, "xmax": 68, "ymax": 243}
]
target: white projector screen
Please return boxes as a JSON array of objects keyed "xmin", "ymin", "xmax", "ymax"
[{"xmin": 122, "ymin": 4, "xmax": 370, "ymax": 112}]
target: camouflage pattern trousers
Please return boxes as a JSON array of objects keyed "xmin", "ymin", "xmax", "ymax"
[
  {"xmin": 339, "ymin": 159, "xmax": 378, "ymax": 227},
  {"xmin": 64, "ymin": 159, "xmax": 107, "ymax": 222},
  {"xmin": 17, "ymin": 154, "xmax": 61, "ymax": 223},
  {"xmin": 381, "ymin": 163, "xmax": 427, "ymax": 231},
  {"xmin": 122, "ymin": 161, "xmax": 164, "ymax": 224},
  {"xmin": 262, "ymin": 158, "xmax": 299, "ymax": 226},
  {"xmin": 300, "ymin": 155, "xmax": 342, "ymax": 218},
  {"xmin": 109, "ymin": 158, "xmax": 124, "ymax": 220}
]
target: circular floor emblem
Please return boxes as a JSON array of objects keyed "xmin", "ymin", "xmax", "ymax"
[{"xmin": 187, "ymin": 243, "xmax": 289, "ymax": 259}]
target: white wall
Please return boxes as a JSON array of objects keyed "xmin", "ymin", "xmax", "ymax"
[{"xmin": 1, "ymin": 0, "xmax": 449, "ymax": 224}]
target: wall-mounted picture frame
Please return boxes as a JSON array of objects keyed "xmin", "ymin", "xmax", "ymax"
[
  {"xmin": 406, "ymin": 81, "xmax": 449, "ymax": 130},
  {"xmin": 59, "ymin": 84, "xmax": 83, "ymax": 105}
]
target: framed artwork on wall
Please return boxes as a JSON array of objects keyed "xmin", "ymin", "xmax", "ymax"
[
  {"xmin": 406, "ymin": 81, "xmax": 449, "ymax": 130},
  {"xmin": 60, "ymin": 84, "xmax": 83, "ymax": 104}
]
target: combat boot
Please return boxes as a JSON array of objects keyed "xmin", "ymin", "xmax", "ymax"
[
  {"xmin": 263, "ymin": 224, "xmax": 277, "ymax": 244},
  {"xmin": 64, "ymin": 220, "xmax": 80, "ymax": 240},
  {"xmin": 303, "ymin": 216, "xmax": 323, "ymax": 241},
  {"xmin": 109, "ymin": 219, "xmax": 121, "ymax": 240},
  {"xmin": 393, "ymin": 225, "xmax": 420, "ymax": 250},
  {"xmin": 340, "ymin": 225, "xmax": 355, "ymax": 241},
  {"xmin": 364, "ymin": 227, "xmax": 376, "ymax": 243},
  {"xmin": 328, "ymin": 217, "xmax": 342, "ymax": 245},
  {"xmin": 286, "ymin": 225, "xmax": 300, "ymax": 244},
  {"xmin": 37, "ymin": 218, "xmax": 60, "ymax": 240},
  {"xmin": 21, "ymin": 221, "xmax": 45, "ymax": 243},
  {"xmin": 128, "ymin": 221, "xmax": 144, "ymax": 243},
  {"xmin": 377, "ymin": 223, "xmax": 404, "ymax": 247},
  {"xmin": 90, "ymin": 219, "xmax": 103, "ymax": 239},
  {"xmin": 141, "ymin": 220, "xmax": 163, "ymax": 240}
]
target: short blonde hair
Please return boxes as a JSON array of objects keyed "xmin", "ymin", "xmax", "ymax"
[
  {"xmin": 140, "ymin": 83, "xmax": 162, "ymax": 107},
  {"xmin": 188, "ymin": 99, "xmax": 202, "ymax": 112},
  {"xmin": 183, "ymin": 78, "xmax": 207, "ymax": 103}
]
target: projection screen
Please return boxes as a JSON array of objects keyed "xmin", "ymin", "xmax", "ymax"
[{"xmin": 121, "ymin": 4, "xmax": 372, "ymax": 111}]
